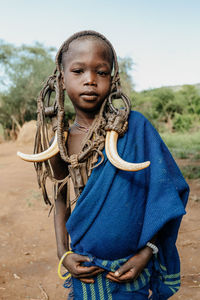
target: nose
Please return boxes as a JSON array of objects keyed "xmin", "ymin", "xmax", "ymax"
[{"xmin": 84, "ymin": 71, "xmax": 97, "ymax": 86}]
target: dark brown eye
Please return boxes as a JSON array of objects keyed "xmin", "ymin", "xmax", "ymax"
[
  {"xmin": 97, "ymin": 70, "xmax": 109, "ymax": 76},
  {"xmin": 72, "ymin": 69, "xmax": 83, "ymax": 74}
]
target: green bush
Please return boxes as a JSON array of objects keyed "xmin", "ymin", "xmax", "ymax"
[{"xmin": 173, "ymin": 113, "xmax": 192, "ymax": 132}]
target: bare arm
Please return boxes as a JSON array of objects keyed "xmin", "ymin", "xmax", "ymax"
[
  {"xmin": 51, "ymin": 154, "xmax": 103, "ymax": 283},
  {"xmin": 50, "ymin": 153, "xmax": 70, "ymax": 257},
  {"xmin": 54, "ymin": 181, "xmax": 104, "ymax": 283},
  {"xmin": 54, "ymin": 187, "xmax": 70, "ymax": 258}
]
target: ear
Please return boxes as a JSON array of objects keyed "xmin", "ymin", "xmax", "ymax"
[{"xmin": 61, "ymin": 70, "xmax": 66, "ymax": 90}]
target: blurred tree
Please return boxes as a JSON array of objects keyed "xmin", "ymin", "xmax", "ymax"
[
  {"xmin": 133, "ymin": 88, "xmax": 178, "ymax": 131},
  {"xmin": 173, "ymin": 113, "xmax": 193, "ymax": 132},
  {"xmin": 176, "ymin": 85, "xmax": 200, "ymax": 115},
  {"xmin": 0, "ymin": 40, "xmax": 55, "ymax": 138},
  {"xmin": 134, "ymin": 85, "xmax": 200, "ymax": 132},
  {"xmin": 118, "ymin": 57, "xmax": 134, "ymax": 97}
]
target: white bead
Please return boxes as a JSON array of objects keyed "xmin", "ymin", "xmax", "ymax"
[{"xmin": 146, "ymin": 242, "xmax": 159, "ymax": 254}]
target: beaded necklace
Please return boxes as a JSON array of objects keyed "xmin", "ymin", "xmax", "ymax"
[{"xmin": 74, "ymin": 121, "xmax": 90, "ymax": 133}]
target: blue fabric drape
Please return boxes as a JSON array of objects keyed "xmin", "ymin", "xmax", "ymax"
[{"xmin": 65, "ymin": 111, "xmax": 189, "ymax": 299}]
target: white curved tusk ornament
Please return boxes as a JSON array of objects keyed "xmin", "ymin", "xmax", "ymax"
[
  {"xmin": 17, "ymin": 131, "xmax": 68, "ymax": 162},
  {"xmin": 17, "ymin": 129, "xmax": 149, "ymax": 171},
  {"xmin": 105, "ymin": 130, "xmax": 150, "ymax": 171}
]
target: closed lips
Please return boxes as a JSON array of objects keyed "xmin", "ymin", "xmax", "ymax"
[{"xmin": 81, "ymin": 91, "xmax": 98, "ymax": 96}]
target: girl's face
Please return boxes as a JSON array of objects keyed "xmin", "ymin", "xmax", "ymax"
[{"xmin": 62, "ymin": 39, "xmax": 112, "ymax": 114}]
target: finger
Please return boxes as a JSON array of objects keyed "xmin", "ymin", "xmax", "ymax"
[
  {"xmin": 107, "ymin": 270, "xmax": 137, "ymax": 282},
  {"xmin": 114, "ymin": 262, "xmax": 134, "ymax": 277},
  {"xmin": 75, "ymin": 266, "xmax": 101, "ymax": 275},
  {"xmin": 63, "ymin": 254, "xmax": 90, "ymax": 270},
  {"xmin": 117, "ymin": 267, "xmax": 142, "ymax": 281},
  {"xmin": 77, "ymin": 268, "xmax": 104, "ymax": 278},
  {"xmin": 114, "ymin": 269, "xmax": 136, "ymax": 281},
  {"xmin": 80, "ymin": 278, "xmax": 95, "ymax": 284},
  {"xmin": 106, "ymin": 273, "xmax": 122, "ymax": 283}
]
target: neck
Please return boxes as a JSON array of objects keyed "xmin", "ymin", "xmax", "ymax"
[{"xmin": 74, "ymin": 110, "xmax": 97, "ymax": 127}]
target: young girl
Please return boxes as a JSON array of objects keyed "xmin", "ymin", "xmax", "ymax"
[{"xmin": 18, "ymin": 31, "xmax": 189, "ymax": 299}]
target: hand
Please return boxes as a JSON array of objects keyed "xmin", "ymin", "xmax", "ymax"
[
  {"xmin": 63, "ymin": 253, "xmax": 104, "ymax": 284},
  {"xmin": 106, "ymin": 247, "xmax": 153, "ymax": 283}
]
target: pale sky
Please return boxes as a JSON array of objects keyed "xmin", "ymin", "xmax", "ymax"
[{"xmin": 0, "ymin": 0, "xmax": 200, "ymax": 91}]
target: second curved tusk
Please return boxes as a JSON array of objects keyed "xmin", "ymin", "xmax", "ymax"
[
  {"xmin": 17, "ymin": 131, "xmax": 68, "ymax": 162},
  {"xmin": 105, "ymin": 130, "xmax": 150, "ymax": 171}
]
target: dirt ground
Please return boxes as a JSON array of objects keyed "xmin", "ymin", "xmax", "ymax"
[{"xmin": 0, "ymin": 141, "xmax": 200, "ymax": 300}]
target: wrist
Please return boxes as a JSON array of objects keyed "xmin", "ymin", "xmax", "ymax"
[
  {"xmin": 58, "ymin": 251, "xmax": 73, "ymax": 280},
  {"xmin": 57, "ymin": 247, "xmax": 69, "ymax": 259},
  {"xmin": 140, "ymin": 245, "xmax": 154, "ymax": 258}
]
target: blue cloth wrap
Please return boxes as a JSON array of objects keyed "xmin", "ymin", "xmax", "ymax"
[{"xmin": 65, "ymin": 111, "xmax": 189, "ymax": 299}]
